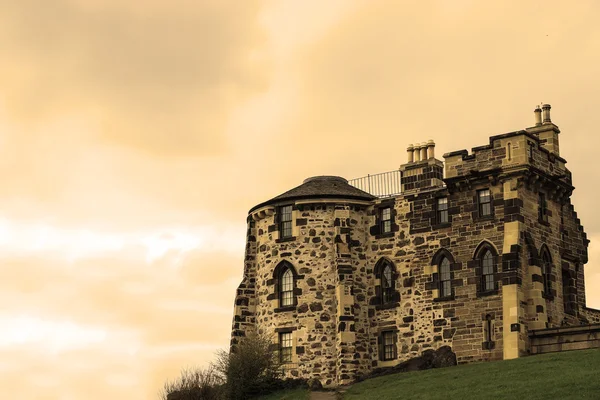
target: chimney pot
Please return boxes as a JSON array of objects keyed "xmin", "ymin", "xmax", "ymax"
[
  {"xmin": 427, "ymin": 139, "xmax": 435, "ymax": 159},
  {"xmin": 420, "ymin": 142, "xmax": 427, "ymax": 161},
  {"xmin": 534, "ymin": 106, "xmax": 542, "ymax": 126},
  {"xmin": 542, "ymin": 104, "xmax": 551, "ymax": 123},
  {"xmin": 407, "ymin": 144, "xmax": 414, "ymax": 163},
  {"xmin": 413, "ymin": 144, "xmax": 421, "ymax": 162}
]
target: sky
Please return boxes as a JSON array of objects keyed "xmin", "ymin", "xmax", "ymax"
[{"xmin": 1, "ymin": 0, "xmax": 600, "ymax": 398}]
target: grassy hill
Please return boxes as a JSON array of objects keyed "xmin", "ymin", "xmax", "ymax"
[{"xmin": 258, "ymin": 348, "xmax": 600, "ymax": 399}]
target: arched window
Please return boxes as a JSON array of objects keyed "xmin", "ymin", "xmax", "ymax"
[
  {"xmin": 430, "ymin": 249, "xmax": 456, "ymax": 300},
  {"xmin": 374, "ymin": 258, "xmax": 398, "ymax": 307},
  {"xmin": 541, "ymin": 246, "xmax": 552, "ymax": 298},
  {"xmin": 272, "ymin": 261, "xmax": 298, "ymax": 310},
  {"xmin": 382, "ymin": 263, "xmax": 393, "ymax": 303},
  {"xmin": 439, "ymin": 257, "xmax": 452, "ymax": 298},
  {"xmin": 473, "ymin": 241, "xmax": 499, "ymax": 294},
  {"xmin": 481, "ymin": 250, "xmax": 494, "ymax": 291},
  {"xmin": 280, "ymin": 268, "xmax": 294, "ymax": 307}
]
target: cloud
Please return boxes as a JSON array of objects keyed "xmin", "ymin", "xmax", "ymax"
[{"xmin": 0, "ymin": 0, "xmax": 268, "ymax": 157}]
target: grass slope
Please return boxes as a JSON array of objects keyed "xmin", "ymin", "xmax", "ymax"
[
  {"xmin": 344, "ymin": 348, "xmax": 600, "ymax": 400},
  {"xmin": 255, "ymin": 387, "xmax": 310, "ymax": 400}
]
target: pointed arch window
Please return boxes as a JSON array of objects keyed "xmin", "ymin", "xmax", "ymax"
[
  {"xmin": 541, "ymin": 247, "xmax": 552, "ymax": 299},
  {"xmin": 473, "ymin": 241, "xmax": 499, "ymax": 295},
  {"xmin": 373, "ymin": 258, "xmax": 399, "ymax": 308},
  {"xmin": 481, "ymin": 250, "xmax": 495, "ymax": 292},
  {"xmin": 271, "ymin": 261, "xmax": 300, "ymax": 312},
  {"xmin": 429, "ymin": 249, "xmax": 457, "ymax": 301},
  {"xmin": 439, "ymin": 257, "xmax": 452, "ymax": 298}
]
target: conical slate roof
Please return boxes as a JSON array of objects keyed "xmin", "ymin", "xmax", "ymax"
[{"xmin": 249, "ymin": 176, "xmax": 376, "ymax": 213}]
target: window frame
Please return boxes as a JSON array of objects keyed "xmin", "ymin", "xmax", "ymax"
[
  {"xmin": 481, "ymin": 250, "xmax": 495, "ymax": 292},
  {"xmin": 477, "ymin": 188, "xmax": 492, "ymax": 218},
  {"xmin": 279, "ymin": 332, "xmax": 293, "ymax": 364},
  {"xmin": 380, "ymin": 207, "xmax": 392, "ymax": 234},
  {"xmin": 272, "ymin": 261, "xmax": 300, "ymax": 312},
  {"xmin": 279, "ymin": 205, "xmax": 293, "ymax": 239},
  {"xmin": 439, "ymin": 257, "xmax": 452, "ymax": 298},
  {"xmin": 381, "ymin": 263, "xmax": 394, "ymax": 304},
  {"xmin": 374, "ymin": 258, "xmax": 399, "ymax": 309},
  {"xmin": 279, "ymin": 268, "xmax": 294, "ymax": 307},
  {"xmin": 436, "ymin": 197, "xmax": 449, "ymax": 225},
  {"xmin": 380, "ymin": 330, "xmax": 397, "ymax": 361}
]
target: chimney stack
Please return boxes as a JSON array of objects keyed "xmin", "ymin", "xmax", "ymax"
[
  {"xmin": 427, "ymin": 139, "xmax": 435, "ymax": 159},
  {"xmin": 407, "ymin": 144, "xmax": 414, "ymax": 163},
  {"xmin": 534, "ymin": 106, "xmax": 542, "ymax": 126},
  {"xmin": 542, "ymin": 104, "xmax": 551, "ymax": 123}
]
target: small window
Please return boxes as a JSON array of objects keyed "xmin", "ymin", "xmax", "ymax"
[
  {"xmin": 279, "ymin": 332, "xmax": 293, "ymax": 364},
  {"xmin": 280, "ymin": 268, "xmax": 294, "ymax": 307},
  {"xmin": 382, "ymin": 331, "xmax": 396, "ymax": 361},
  {"xmin": 542, "ymin": 250, "xmax": 552, "ymax": 297},
  {"xmin": 485, "ymin": 315, "xmax": 493, "ymax": 342},
  {"xmin": 506, "ymin": 143, "xmax": 512, "ymax": 161},
  {"xmin": 481, "ymin": 250, "xmax": 495, "ymax": 292},
  {"xmin": 279, "ymin": 205, "xmax": 293, "ymax": 238},
  {"xmin": 539, "ymin": 193, "xmax": 548, "ymax": 223},
  {"xmin": 437, "ymin": 197, "xmax": 448, "ymax": 224},
  {"xmin": 478, "ymin": 189, "xmax": 492, "ymax": 217},
  {"xmin": 439, "ymin": 257, "xmax": 452, "ymax": 297},
  {"xmin": 381, "ymin": 207, "xmax": 391, "ymax": 233}
]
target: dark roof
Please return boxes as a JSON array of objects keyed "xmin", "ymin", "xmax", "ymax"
[{"xmin": 248, "ymin": 176, "xmax": 376, "ymax": 213}]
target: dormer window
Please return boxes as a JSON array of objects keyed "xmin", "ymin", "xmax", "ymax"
[
  {"xmin": 380, "ymin": 207, "xmax": 392, "ymax": 233},
  {"xmin": 279, "ymin": 205, "xmax": 293, "ymax": 238}
]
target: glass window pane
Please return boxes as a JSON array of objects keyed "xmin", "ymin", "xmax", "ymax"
[
  {"xmin": 437, "ymin": 197, "xmax": 448, "ymax": 210},
  {"xmin": 382, "ymin": 208, "xmax": 390, "ymax": 220},
  {"xmin": 383, "ymin": 220, "xmax": 391, "ymax": 233}
]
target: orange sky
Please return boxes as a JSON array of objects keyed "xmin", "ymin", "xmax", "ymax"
[{"xmin": 1, "ymin": 1, "xmax": 600, "ymax": 398}]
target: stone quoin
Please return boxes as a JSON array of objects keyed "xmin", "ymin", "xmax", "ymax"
[{"xmin": 230, "ymin": 104, "xmax": 600, "ymax": 387}]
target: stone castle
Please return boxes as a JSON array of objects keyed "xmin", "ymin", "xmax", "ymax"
[{"xmin": 231, "ymin": 104, "xmax": 600, "ymax": 387}]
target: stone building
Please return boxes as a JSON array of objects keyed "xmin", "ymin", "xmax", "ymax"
[{"xmin": 230, "ymin": 104, "xmax": 600, "ymax": 387}]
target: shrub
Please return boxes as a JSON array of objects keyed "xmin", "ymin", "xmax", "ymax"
[
  {"xmin": 214, "ymin": 332, "xmax": 284, "ymax": 399},
  {"xmin": 159, "ymin": 365, "xmax": 224, "ymax": 400}
]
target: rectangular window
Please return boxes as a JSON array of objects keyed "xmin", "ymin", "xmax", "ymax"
[
  {"xmin": 381, "ymin": 207, "xmax": 391, "ymax": 233},
  {"xmin": 437, "ymin": 197, "xmax": 448, "ymax": 224},
  {"xmin": 478, "ymin": 189, "xmax": 491, "ymax": 217},
  {"xmin": 279, "ymin": 205, "xmax": 293, "ymax": 238},
  {"xmin": 539, "ymin": 193, "xmax": 548, "ymax": 223},
  {"xmin": 279, "ymin": 332, "xmax": 293, "ymax": 364},
  {"xmin": 382, "ymin": 331, "xmax": 396, "ymax": 361}
]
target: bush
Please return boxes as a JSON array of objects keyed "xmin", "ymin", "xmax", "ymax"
[
  {"xmin": 214, "ymin": 332, "xmax": 284, "ymax": 400},
  {"xmin": 160, "ymin": 332, "xmax": 307, "ymax": 400},
  {"xmin": 159, "ymin": 365, "xmax": 224, "ymax": 400}
]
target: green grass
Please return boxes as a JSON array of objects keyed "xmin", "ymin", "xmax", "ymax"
[
  {"xmin": 254, "ymin": 387, "xmax": 310, "ymax": 400},
  {"xmin": 344, "ymin": 348, "xmax": 600, "ymax": 400}
]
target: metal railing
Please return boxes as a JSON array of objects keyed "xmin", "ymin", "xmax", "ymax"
[{"xmin": 348, "ymin": 169, "xmax": 402, "ymax": 198}]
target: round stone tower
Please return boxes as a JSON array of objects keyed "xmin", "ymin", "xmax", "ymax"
[{"xmin": 231, "ymin": 176, "xmax": 376, "ymax": 386}]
